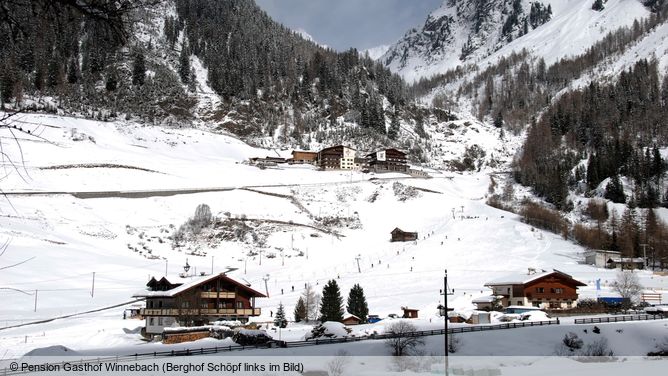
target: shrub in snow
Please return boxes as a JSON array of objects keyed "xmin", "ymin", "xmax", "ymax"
[
  {"xmin": 648, "ymin": 337, "xmax": 668, "ymax": 356},
  {"xmin": 392, "ymin": 182, "xmax": 420, "ymax": 202},
  {"xmin": 327, "ymin": 350, "xmax": 349, "ymax": 376},
  {"xmin": 448, "ymin": 334, "xmax": 462, "ymax": 354},
  {"xmin": 581, "ymin": 337, "xmax": 614, "ymax": 358},
  {"xmin": 562, "ymin": 332, "xmax": 584, "ymax": 352}
]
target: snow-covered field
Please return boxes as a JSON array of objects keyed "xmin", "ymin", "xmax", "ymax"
[{"xmin": 1, "ymin": 113, "xmax": 667, "ymax": 363}]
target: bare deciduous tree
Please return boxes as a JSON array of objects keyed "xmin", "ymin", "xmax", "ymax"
[
  {"xmin": 385, "ymin": 321, "xmax": 425, "ymax": 356},
  {"xmin": 611, "ymin": 270, "xmax": 643, "ymax": 306},
  {"xmin": 326, "ymin": 350, "xmax": 349, "ymax": 376},
  {"xmin": 302, "ymin": 283, "xmax": 321, "ymax": 322}
]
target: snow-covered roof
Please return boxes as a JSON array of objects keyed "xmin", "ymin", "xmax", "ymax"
[
  {"xmin": 485, "ymin": 270, "xmax": 585, "ymax": 287},
  {"xmin": 132, "ymin": 273, "xmax": 266, "ymax": 298},
  {"xmin": 472, "ymin": 295, "xmax": 499, "ymax": 304}
]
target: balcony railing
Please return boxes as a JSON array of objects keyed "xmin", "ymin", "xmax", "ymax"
[
  {"xmin": 200, "ymin": 292, "xmax": 236, "ymax": 299},
  {"xmin": 140, "ymin": 308, "xmax": 261, "ymax": 316}
]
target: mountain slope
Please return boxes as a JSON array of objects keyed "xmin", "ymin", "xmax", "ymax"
[{"xmin": 383, "ymin": 0, "xmax": 651, "ymax": 81}]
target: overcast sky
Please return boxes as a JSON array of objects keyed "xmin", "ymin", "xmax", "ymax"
[{"xmin": 255, "ymin": 0, "xmax": 442, "ymax": 51}]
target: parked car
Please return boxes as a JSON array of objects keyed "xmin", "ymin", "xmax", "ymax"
[{"xmin": 367, "ymin": 315, "xmax": 382, "ymax": 323}]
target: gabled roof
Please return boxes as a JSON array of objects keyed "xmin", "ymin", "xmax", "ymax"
[
  {"xmin": 391, "ymin": 227, "xmax": 416, "ymax": 234},
  {"xmin": 367, "ymin": 148, "xmax": 406, "ymax": 157},
  {"xmin": 133, "ymin": 273, "xmax": 266, "ymax": 298},
  {"xmin": 319, "ymin": 145, "xmax": 356, "ymax": 153},
  {"xmin": 485, "ymin": 269, "xmax": 586, "ymax": 287}
]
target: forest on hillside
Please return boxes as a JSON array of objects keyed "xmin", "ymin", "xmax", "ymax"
[{"xmin": 0, "ymin": 0, "xmax": 436, "ymax": 158}]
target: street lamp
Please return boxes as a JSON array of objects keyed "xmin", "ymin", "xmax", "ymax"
[{"xmin": 183, "ymin": 259, "xmax": 191, "ymax": 275}]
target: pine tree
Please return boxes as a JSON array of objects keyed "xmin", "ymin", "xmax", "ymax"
[
  {"xmin": 105, "ymin": 65, "xmax": 119, "ymax": 91},
  {"xmin": 494, "ymin": 112, "xmax": 503, "ymax": 128},
  {"xmin": 132, "ymin": 49, "xmax": 146, "ymax": 86},
  {"xmin": 67, "ymin": 59, "xmax": 79, "ymax": 84},
  {"xmin": 604, "ymin": 175, "xmax": 626, "ymax": 203},
  {"xmin": 592, "ymin": 0, "xmax": 605, "ymax": 11},
  {"xmin": 274, "ymin": 303, "xmax": 287, "ymax": 328},
  {"xmin": 319, "ymin": 279, "xmax": 344, "ymax": 323},
  {"xmin": 294, "ymin": 296, "xmax": 307, "ymax": 322},
  {"xmin": 346, "ymin": 284, "xmax": 369, "ymax": 323},
  {"xmin": 388, "ymin": 111, "xmax": 400, "ymax": 140},
  {"xmin": 47, "ymin": 56, "xmax": 62, "ymax": 89},
  {"xmin": 179, "ymin": 41, "xmax": 191, "ymax": 84}
]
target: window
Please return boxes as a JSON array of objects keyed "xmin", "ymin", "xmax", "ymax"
[
  {"xmin": 551, "ymin": 288, "xmax": 563, "ymax": 294},
  {"xmin": 236, "ymin": 301, "xmax": 243, "ymax": 309},
  {"xmin": 181, "ymin": 301, "xmax": 190, "ymax": 308},
  {"xmin": 149, "ymin": 318, "xmax": 155, "ymax": 326},
  {"xmin": 516, "ymin": 301, "xmax": 523, "ymax": 306},
  {"xmin": 158, "ymin": 318, "xmax": 163, "ymax": 326},
  {"xmin": 158, "ymin": 300, "xmax": 163, "ymax": 308},
  {"xmin": 148, "ymin": 301, "xmax": 153, "ymax": 308},
  {"xmin": 536, "ymin": 287, "xmax": 544, "ymax": 293},
  {"xmin": 532, "ymin": 301, "xmax": 541, "ymax": 307}
]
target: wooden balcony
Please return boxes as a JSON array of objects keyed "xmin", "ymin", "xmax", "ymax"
[
  {"xmin": 140, "ymin": 308, "xmax": 261, "ymax": 317},
  {"xmin": 200, "ymin": 291, "xmax": 236, "ymax": 299}
]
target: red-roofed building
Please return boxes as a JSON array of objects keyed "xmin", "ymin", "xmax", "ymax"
[{"xmin": 133, "ymin": 273, "xmax": 265, "ymax": 336}]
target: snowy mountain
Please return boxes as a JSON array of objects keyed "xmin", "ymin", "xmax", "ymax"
[
  {"xmin": 293, "ymin": 28, "xmax": 328, "ymax": 49},
  {"xmin": 383, "ymin": 0, "xmax": 652, "ymax": 81},
  {"xmin": 363, "ymin": 44, "xmax": 391, "ymax": 60}
]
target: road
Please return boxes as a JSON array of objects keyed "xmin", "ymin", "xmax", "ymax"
[{"xmin": 2, "ymin": 176, "xmax": 428, "ymax": 200}]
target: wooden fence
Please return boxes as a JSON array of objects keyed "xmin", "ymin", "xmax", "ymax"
[
  {"xmin": 573, "ymin": 314, "xmax": 665, "ymax": 324},
  {"xmin": 2, "ymin": 320, "xmax": 558, "ymax": 375}
]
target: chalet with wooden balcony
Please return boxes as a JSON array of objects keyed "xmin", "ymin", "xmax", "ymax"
[
  {"xmin": 366, "ymin": 148, "xmax": 408, "ymax": 173},
  {"xmin": 133, "ymin": 273, "xmax": 265, "ymax": 336},
  {"xmin": 482, "ymin": 269, "xmax": 586, "ymax": 310},
  {"xmin": 317, "ymin": 145, "xmax": 358, "ymax": 170}
]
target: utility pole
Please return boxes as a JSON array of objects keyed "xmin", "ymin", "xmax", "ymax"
[
  {"xmin": 211, "ymin": 256, "xmax": 214, "ymax": 275},
  {"xmin": 451, "ymin": 208, "xmax": 455, "ymax": 219},
  {"xmin": 34, "ymin": 289, "xmax": 37, "ymax": 312},
  {"xmin": 640, "ymin": 243, "xmax": 649, "ymax": 269},
  {"xmin": 443, "ymin": 269, "xmax": 454, "ymax": 374},
  {"xmin": 263, "ymin": 274, "xmax": 270, "ymax": 298},
  {"xmin": 259, "ymin": 249, "xmax": 264, "ymax": 266},
  {"xmin": 281, "ymin": 251, "xmax": 284, "ymax": 267},
  {"xmin": 165, "ymin": 259, "xmax": 168, "ymax": 277},
  {"xmin": 244, "ymin": 258, "xmax": 247, "ymax": 275},
  {"xmin": 355, "ymin": 254, "xmax": 361, "ymax": 273},
  {"xmin": 91, "ymin": 272, "xmax": 96, "ymax": 298}
]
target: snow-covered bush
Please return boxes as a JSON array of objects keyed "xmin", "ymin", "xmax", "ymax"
[
  {"xmin": 305, "ymin": 322, "xmax": 352, "ymax": 340},
  {"xmin": 392, "ymin": 182, "xmax": 420, "ymax": 202}
]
